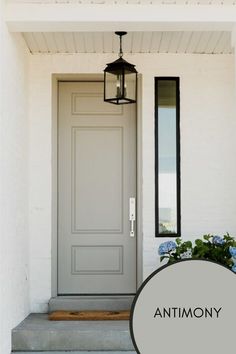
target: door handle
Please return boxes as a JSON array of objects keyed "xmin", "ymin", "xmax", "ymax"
[{"xmin": 129, "ymin": 197, "xmax": 136, "ymax": 237}]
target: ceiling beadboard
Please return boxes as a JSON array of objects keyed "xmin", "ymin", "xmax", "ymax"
[
  {"xmin": 8, "ymin": 0, "xmax": 236, "ymax": 4},
  {"xmin": 22, "ymin": 31, "xmax": 233, "ymax": 54}
]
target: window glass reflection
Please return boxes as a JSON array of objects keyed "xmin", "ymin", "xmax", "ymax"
[{"xmin": 156, "ymin": 79, "xmax": 180, "ymax": 236}]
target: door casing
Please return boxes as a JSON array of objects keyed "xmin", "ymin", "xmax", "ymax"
[{"xmin": 51, "ymin": 73, "xmax": 143, "ymax": 297}]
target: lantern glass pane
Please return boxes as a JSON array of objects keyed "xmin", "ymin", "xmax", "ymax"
[
  {"xmin": 124, "ymin": 72, "xmax": 136, "ymax": 101},
  {"xmin": 105, "ymin": 72, "xmax": 119, "ymax": 100}
]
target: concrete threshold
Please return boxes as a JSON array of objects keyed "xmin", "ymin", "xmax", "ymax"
[
  {"xmin": 48, "ymin": 295, "xmax": 134, "ymax": 312},
  {"xmin": 12, "ymin": 314, "xmax": 135, "ymax": 352}
]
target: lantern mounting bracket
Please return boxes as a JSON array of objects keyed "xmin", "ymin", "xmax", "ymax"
[{"xmin": 115, "ymin": 31, "xmax": 127, "ymax": 58}]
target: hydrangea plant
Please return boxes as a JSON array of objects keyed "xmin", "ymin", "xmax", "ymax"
[{"xmin": 158, "ymin": 233, "xmax": 236, "ymax": 272}]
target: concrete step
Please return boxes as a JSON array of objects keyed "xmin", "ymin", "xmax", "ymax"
[
  {"xmin": 48, "ymin": 296, "xmax": 134, "ymax": 312},
  {"xmin": 11, "ymin": 351, "xmax": 136, "ymax": 354},
  {"xmin": 12, "ymin": 314, "xmax": 135, "ymax": 352}
]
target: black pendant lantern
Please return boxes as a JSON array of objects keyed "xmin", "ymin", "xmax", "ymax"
[{"xmin": 104, "ymin": 32, "xmax": 138, "ymax": 105}]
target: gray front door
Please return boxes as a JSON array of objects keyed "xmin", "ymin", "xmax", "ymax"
[{"xmin": 58, "ymin": 81, "xmax": 137, "ymax": 294}]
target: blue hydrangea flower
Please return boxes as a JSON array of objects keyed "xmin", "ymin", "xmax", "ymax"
[
  {"xmin": 232, "ymin": 264, "xmax": 236, "ymax": 273},
  {"xmin": 229, "ymin": 246, "xmax": 236, "ymax": 258},
  {"xmin": 158, "ymin": 241, "xmax": 177, "ymax": 255},
  {"xmin": 180, "ymin": 248, "xmax": 192, "ymax": 259},
  {"xmin": 212, "ymin": 236, "xmax": 225, "ymax": 246}
]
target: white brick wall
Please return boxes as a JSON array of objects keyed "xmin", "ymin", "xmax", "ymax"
[
  {"xmin": 28, "ymin": 52, "xmax": 236, "ymax": 310},
  {"xmin": 0, "ymin": 1, "xmax": 30, "ymax": 353}
]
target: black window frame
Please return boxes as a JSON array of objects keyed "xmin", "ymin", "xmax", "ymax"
[{"xmin": 155, "ymin": 77, "xmax": 181, "ymax": 238}]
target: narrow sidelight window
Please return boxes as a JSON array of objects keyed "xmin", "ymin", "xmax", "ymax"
[{"xmin": 155, "ymin": 77, "xmax": 180, "ymax": 237}]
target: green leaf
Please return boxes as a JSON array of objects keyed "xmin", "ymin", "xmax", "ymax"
[
  {"xmin": 176, "ymin": 238, "xmax": 182, "ymax": 245},
  {"xmin": 203, "ymin": 234, "xmax": 211, "ymax": 241},
  {"xmin": 185, "ymin": 241, "xmax": 192, "ymax": 249},
  {"xmin": 195, "ymin": 239, "xmax": 203, "ymax": 247}
]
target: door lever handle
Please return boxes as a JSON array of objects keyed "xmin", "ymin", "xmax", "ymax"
[{"xmin": 129, "ymin": 197, "xmax": 136, "ymax": 237}]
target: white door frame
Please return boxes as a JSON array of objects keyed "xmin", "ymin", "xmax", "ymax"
[{"xmin": 51, "ymin": 73, "xmax": 143, "ymax": 297}]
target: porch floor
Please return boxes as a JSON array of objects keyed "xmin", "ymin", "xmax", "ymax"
[{"xmin": 12, "ymin": 313, "xmax": 135, "ymax": 352}]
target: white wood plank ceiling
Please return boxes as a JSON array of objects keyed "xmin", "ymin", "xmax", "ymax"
[
  {"xmin": 23, "ymin": 31, "xmax": 233, "ymax": 54},
  {"xmin": 8, "ymin": 0, "xmax": 236, "ymax": 4}
]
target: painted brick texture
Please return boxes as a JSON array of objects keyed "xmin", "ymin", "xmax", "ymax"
[{"xmin": 0, "ymin": 1, "xmax": 30, "ymax": 353}]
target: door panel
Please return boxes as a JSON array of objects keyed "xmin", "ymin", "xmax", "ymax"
[
  {"xmin": 58, "ymin": 81, "xmax": 136, "ymax": 294},
  {"xmin": 72, "ymin": 127, "xmax": 123, "ymax": 233}
]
